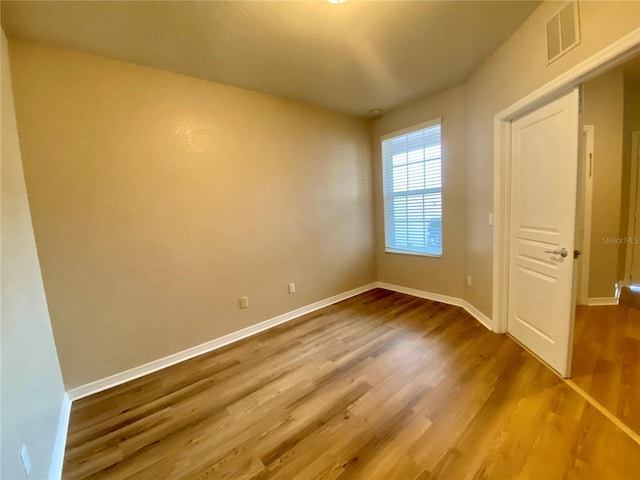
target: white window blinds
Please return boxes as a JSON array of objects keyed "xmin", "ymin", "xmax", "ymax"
[{"xmin": 381, "ymin": 119, "xmax": 442, "ymax": 256}]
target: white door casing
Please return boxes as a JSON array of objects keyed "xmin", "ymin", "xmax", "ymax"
[
  {"xmin": 625, "ymin": 131, "xmax": 640, "ymax": 286},
  {"xmin": 577, "ymin": 125, "xmax": 594, "ymax": 304},
  {"xmin": 508, "ymin": 88, "xmax": 580, "ymax": 377},
  {"xmin": 493, "ymin": 29, "xmax": 640, "ymax": 335}
]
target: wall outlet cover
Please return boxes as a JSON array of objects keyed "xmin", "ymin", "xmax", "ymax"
[{"xmin": 239, "ymin": 296, "xmax": 249, "ymax": 309}]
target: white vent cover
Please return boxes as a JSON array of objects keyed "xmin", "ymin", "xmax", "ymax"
[{"xmin": 546, "ymin": 1, "xmax": 580, "ymax": 63}]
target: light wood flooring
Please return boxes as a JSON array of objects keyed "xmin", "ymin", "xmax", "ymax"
[
  {"xmin": 573, "ymin": 304, "xmax": 640, "ymax": 435},
  {"xmin": 63, "ymin": 289, "xmax": 640, "ymax": 479}
]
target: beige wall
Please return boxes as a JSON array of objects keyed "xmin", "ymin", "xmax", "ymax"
[
  {"xmin": 371, "ymin": 86, "xmax": 466, "ymax": 298},
  {"xmin": 462, "ymin": 1, "xmax": 639, "ymax": 316},
  {"xmin": 5, "ymin": 1, "xmax": 639, "ymax": 395},
  {"xmin": 1, "ymin": 32, "xmax": 65, "ymax": 478},
  {"xmin": 583, "ymin": 68, "xmax": 624, "ymax": 298},
  {"xmin": 369, "ymin": 1, "xmax": 639, "ymax": 318},
  {"xmin": 9, "ymin": 41, "xmax": 375, "ymax": 389},
  {"xmin": 620, "ymin": 74, "xmax": 640, "ymax": 282}
]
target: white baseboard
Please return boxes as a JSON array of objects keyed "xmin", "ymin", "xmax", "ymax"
[
  {"xmin": 58, "ymin": 280, "xmax": 490, "ymax": 477},
  {"xmin": 68, "ymin": 282, "xmax": 378, "ymax": 401},
  {"xmin": 459, "ymin": 299, "xmax": 493, "ymax": 331},
  {"xmin": 375, "ymin": 282, "xmax": 493, "ymax": 331},
  {"xmin": 376, "ymin": 281, "xmax": 462, "ymax": 307},
  {"xmin": 67, "ymin": 280, "xmax": 493, "ymax": 402},
  {"xmin": 49, "ymin": 392, "xmax": 71, "ymax": 480},
  {"xmin": 587, "ymin": 297, "xmax": 619, "ymax": 306}
]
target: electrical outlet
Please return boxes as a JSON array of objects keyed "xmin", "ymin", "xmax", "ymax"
[
  {"xmin": 20, "ymin": 445, "xmax": 31, "ymax": 477},
  {"xmin": 288, "ymin": 283, "xmax": 296, "ymax": 294},
  {"xmin": 466, "ymin": 275, "xmax": 472, "ymax": 287},
  {"xmin": 239, "ymin": 296, "xmax": 249, "ymax": 309},
  {"xmin": 488, "ymin": 213, "xmax": 494, "ymax": 226}
]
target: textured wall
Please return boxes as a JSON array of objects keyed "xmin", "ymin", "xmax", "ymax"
[
  {"xmin": 1, "ymin": 31, "xmax": 65, "ymax": 479},
  {"xmin": 619, "ymin": 75, "xmax": 640, "ymax": 282},
  {"xmin": 368, "ymin": 2, "xmax": 639, "ymax": 317},
  {"xmin": 463, "ymin": 0, "xmax": 640, "ymax": 316},
  {"xmin": 371, "ymin": 86, "xmax": 467, "ymax": 299},
  {"xmin": 583, "ymin": 68, "xmax": 624, "ymax": 298},
  {"xmin": 9, "ymin": 41, "xmax": 375, "ymax": 389}
]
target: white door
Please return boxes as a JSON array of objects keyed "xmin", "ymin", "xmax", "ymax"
[{"xmin": 508, "ymin": 88, "xmax": 580, "ymax": 377}]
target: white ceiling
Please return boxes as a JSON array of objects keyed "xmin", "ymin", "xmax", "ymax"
[{"xmin": 1, "ymin": 1, "xmax": 540, "ymax": 117}]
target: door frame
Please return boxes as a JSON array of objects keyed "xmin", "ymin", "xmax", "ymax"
[
  {"xmin": 492, "ymin": 29, "xmax": 640, "ymax": 334},
  {"xmin": 624, "ymin": 130, "xmax": 640, "ymax": 285},
  {"xmin": 577, "ymin": 125, "xmax": 595, "ymax": 305}
]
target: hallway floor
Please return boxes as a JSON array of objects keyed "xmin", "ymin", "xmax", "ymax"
[{"xmin": 572, "ymin": 304, "xmax": 640, "ymax": 435}]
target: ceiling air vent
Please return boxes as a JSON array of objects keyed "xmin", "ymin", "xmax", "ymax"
[{"xmin": 546, "ymin": 1, "xmax": 580, "ymax": 64}]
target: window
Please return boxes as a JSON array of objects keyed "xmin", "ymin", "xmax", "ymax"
[{"xmin": 381, "ymin": 118, "xmax": 442, "ymax": 257}]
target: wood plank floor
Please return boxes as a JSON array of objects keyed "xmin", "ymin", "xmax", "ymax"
[
  {"xmin": 573, "ymin": 304, "xmax": 640, "ymax": 435},
  {"xmin": 63, "ymin": 289, "xmax": 640, "ymax": 479}
]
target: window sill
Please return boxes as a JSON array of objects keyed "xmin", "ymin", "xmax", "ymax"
[{"xmin": 385, "ymin": 248, "xmax": 442, "ymax": 258}]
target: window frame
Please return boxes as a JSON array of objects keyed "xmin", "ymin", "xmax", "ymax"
[{"xmin": 380, "ymin": 117, "xmax": 443, "ymax": 258}]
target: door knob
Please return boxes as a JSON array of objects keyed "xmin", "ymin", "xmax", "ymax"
[{"xmin": 545, "ymin": 247, "xmax": 569, "ymax": 257}]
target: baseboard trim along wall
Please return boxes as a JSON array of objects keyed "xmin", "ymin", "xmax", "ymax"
[
  {"xmin": 586, "ymin": 297, "xmax": 619, "ymax": 306},
  {"xmin": 375, "ymin": 282, "xmax": 493, "ymax": 331},
  {"xmin": 49, "ymin": 392, "xmax": 72, "ymax": 480},
  {"xmin": 58, "ymin": 281, "xmax": 491, "ymax": 479},
  {"xmin": 68, "ymin": 281, "xmax": 493, "ymax": 402},
  {"xmin": 67, "ymin": 282, "xmax": 378, "ymax": 401}
]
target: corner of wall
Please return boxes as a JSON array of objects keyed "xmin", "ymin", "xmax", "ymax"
[{"xmin": 1, "ymin": 28, "xmax": 67, "ymax": 479}]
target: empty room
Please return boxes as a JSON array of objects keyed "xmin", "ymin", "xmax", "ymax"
[{"xmin": 1, "ymin": 1, "xmax": 640, "ymax": 479}]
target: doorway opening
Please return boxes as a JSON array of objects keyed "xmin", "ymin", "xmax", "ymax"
[
  {"xmin": 493, "ymin": 32, "xmax": 640, "ymax": 341},
  {"xmin": 572, "ymin": 55, "xmax": 640, "ymax": 436},
  {"xmin": 493, "ymin": 30, "xmax": 640, "ymax": 441}
]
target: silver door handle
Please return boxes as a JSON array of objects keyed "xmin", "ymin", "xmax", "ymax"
[{"xmin": 545, "ymin": 247, "xmax": 569, "ymax": 257}]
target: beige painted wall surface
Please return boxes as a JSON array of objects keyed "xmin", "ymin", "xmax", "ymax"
[
  {"xmin": 620, "ymin": 76, "xmax": 640, "ymax": 282},
  {"xmin": 9, "ymin": 41, "xmax": 375, "ymax": 389},
  {"xmin": 462, "ymin": 1, "xmax": 640, "ymax": 316},
  {"xmin": 369, "ymin": 1, "xmax": 639, "ymax": 318},
  {"xmin": 371, "ymin": 86, "xmax": 466, "ymax": 298},
  {"xmin": 0, "ymin": 31, "xmax": 65, "ymax": 478},
  {"xmin": 583, "ymin": 68, "xmax": 624, "ymax": 298}
]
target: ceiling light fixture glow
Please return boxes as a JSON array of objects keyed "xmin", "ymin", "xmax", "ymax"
[{"xmin": 327, "ymin": 0, "xmax": 347, "ymax": 4}]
